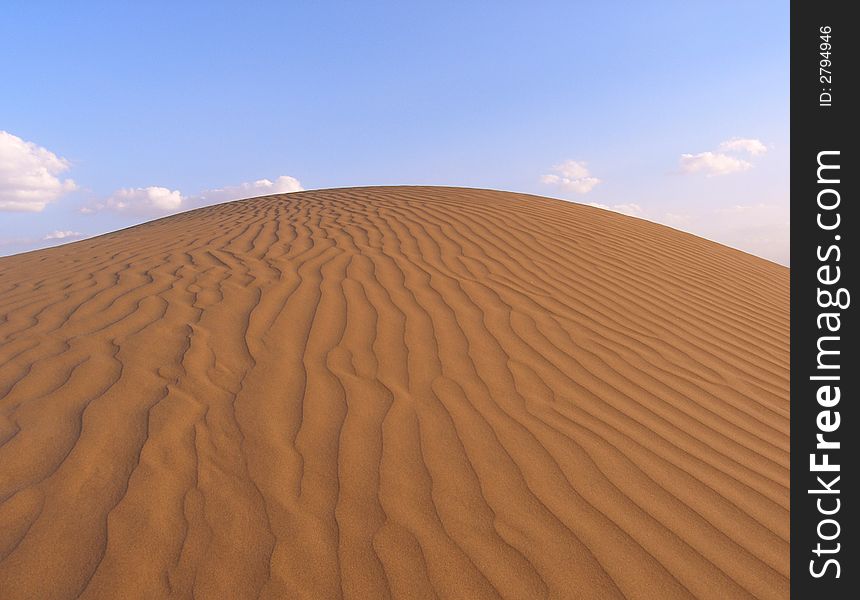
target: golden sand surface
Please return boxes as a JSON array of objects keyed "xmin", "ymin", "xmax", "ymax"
[{"xmin": 0, "ymin": 187, "xmax": 789, "ymax": 599}]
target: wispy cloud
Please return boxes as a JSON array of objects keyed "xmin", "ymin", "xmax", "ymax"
[
  {"xmin": 679, "ymin": 152, "xmax": 752, "ymax": 176},
  {"xmin": 718, "ymin": 138, "xmax": 768, "ymax": 156},
  {"xmin": 0, "ymin": 230, "xmax": 85, "ymax": 253},
  {"xmin": 82, "ymin": 176, "xmax": 303, "ymax": 216},
  {"xmin": 0, "ymin": 131, "xmax": 77, "ymax": 211},
  {"xmin": 43, "ymin": 230, "xmax": 83, "ymax": 240},
  {"xmin": 84, "ymin": 186, "xmax": 184, "ymax": 216},
  {"xmin": 587, "ymin": 202, "xmax": 642, "ymax": 217},
  {"xmin": 190, "ymin": 176, "xmax": 303, "ymax": 209},
  {"xmin": 680, "ymin": 137, "xmax": 767, "ymax": 177},
  {"xmin": 541, "ymin": 160, "xmax": 601, "ymax": 194}
]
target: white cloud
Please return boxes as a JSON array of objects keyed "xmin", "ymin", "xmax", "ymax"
[
  {"xmin": 84, "ymin": 175, "xmax": 303, "ymax": 216},
  {"xmin": 541, "ymin": 160, "xmax": 601, "ymax": 194},
  {"xmin": 189, "ymin": 175, "xmax": 303, "ymax": 209},
  {"xmin": 587, "ymin": 202, "xmax": 643, "ymax": 217},
  {"xmin": 719, "ymin": 138, "xmax": 768, "ymax": 156},
  {"xmin": 608, "ymin": 202, "xmax": 642, "ymax": 217},
  {"xmin": 96, "ymin": 186, "xmax": 184, "ymax": 216},
  {"xmin": 680, "ymin": 152, "xmax": 752, "ymax": 176},
  {"xmin": 0, "ymin": 131, "xmax": 77, "ymax": 211},
  {"xmin": 43, "ymin": 230, "xmax": 83, "ymax": 240},
  {"xmin": 553, "ymin": 160, "xmax": 590, "ymax": 180},
  {"xmin": 679, "ymin": 137, "xmax": 768, "ymax": 177},
  {"xmin": 0, "ymin": 230, "xmax": 87, "ymax": 256}
]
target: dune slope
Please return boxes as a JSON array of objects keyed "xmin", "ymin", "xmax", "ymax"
[{"xmin": 0, "ymin": 187, "xmax": 788, "ymax": 599}]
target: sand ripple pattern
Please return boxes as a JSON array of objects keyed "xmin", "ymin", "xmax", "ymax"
[{"xmin": 0, "ymin": 187, "xmax": 789, "ymax": 599}]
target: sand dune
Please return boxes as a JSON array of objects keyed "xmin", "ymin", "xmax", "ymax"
[{"xmin": 0, "ymin": 186, "xmax": 788, "ymax": 599}]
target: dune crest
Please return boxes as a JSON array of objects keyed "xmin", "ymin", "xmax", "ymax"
[{"xmin": 0, "ymin": 186, "xmax": 788, "ymax": 599}]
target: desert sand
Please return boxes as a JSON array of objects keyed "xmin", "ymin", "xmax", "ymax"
[{"xmin": 0, "ymin": 186, "xmax": 788, "ymax": 599}]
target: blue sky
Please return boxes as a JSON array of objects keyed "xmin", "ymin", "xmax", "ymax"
[{"xmin": 1, "ymin": 1, "xmax": 788, "ymax": 263}]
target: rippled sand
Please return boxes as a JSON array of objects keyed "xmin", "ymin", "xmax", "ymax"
[{"xmin": 0, "ymin": 187, "xmax": 789, "ymax": 599}]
